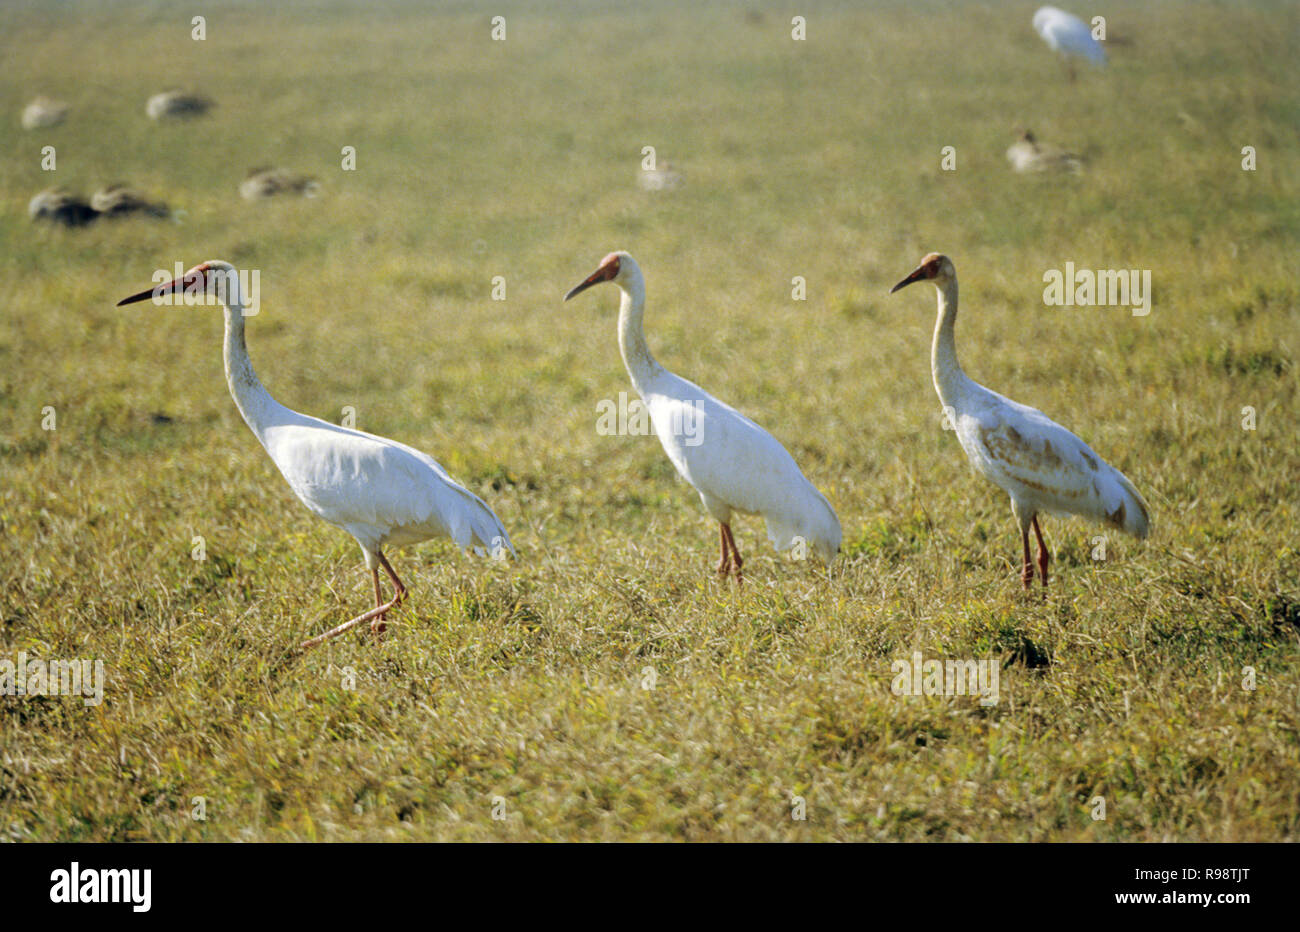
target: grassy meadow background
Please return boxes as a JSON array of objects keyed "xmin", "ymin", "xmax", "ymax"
[{"xmin": 1, "ymin": 0, "xmax": 1297, "ymax": 841}]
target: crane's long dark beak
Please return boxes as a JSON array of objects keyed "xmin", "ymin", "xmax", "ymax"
[
  {"xmin": 889, "ymin": 266, "xmax": 927, "ymax": 294},
  {"xmin": 564, "ymin": 267, "xmax": 608, "ymax": 301},
  {"xmin": 117, "ymin": 269, "xmax": 204, "ymax": 306}
]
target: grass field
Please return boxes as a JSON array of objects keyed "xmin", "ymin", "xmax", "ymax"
[{"xmin": 1, "ymin": 0, "xmax": 1297, "ymax": 841}]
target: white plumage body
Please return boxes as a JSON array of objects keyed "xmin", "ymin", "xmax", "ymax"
[
  {"xmin": 254, "ymin": 409, "xmax": 512, "ymax": 560},
  {"xmin": 119, "ymin": 260, "xmax": 512, "ymax": 646},
  {"xmin": 640, "ymin": 369, "xmax": 842, "ymax": 563},
  {"xmin": 891, "ymin": 252, "xmax": 1149, "ymax": 589},
  {"xmin": 567, "ymin": 251, "xmax": 841, "ymax": 572},
  {"xmin": 949, "ymin": 383, "xmax": 1149, "ymax": 538}
]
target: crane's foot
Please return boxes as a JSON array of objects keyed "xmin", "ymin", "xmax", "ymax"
[{"xmin": 300, "ymin": 595, "xmax": 399, "ymax": 650}]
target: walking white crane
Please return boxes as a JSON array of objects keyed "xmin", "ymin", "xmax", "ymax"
[
  {"xmin": 117, "ymin": 261, "xmax": 513, "ymax": 648},
  {"xmin": 565, "ymin": 252, "xmax": 840, "ymax": 578},
  {"xmin": 890, "ymin": 253, "xmax": 1149, "ymax": 589}
]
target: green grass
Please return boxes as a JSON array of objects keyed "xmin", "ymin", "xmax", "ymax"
[{"xmin": 0, "ymin": 0, "xmax": 1297, "ymax": 841}]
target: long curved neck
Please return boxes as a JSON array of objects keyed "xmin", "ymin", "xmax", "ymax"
[
  {"xmin": 220, "ymin": 293, "xmax": 282, "ymax": 442},
  {"xmin": 930, "ymin": 276, "xmax": 969, "ymax": 408},
  {"xmin": 617, "ymin": 274, "xmax": 663, "ymax": 395}
]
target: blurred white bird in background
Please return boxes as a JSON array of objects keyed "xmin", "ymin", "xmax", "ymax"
[
  {"xmin": 21, "ymin": 95, "xmax": 68, "ymax": 129},
  {"xmin": 146, "ymin": 90, "xmax": 212, "ymax": 120},
  {"xmin": 637, "ymin": 161, "xmax": 684, "ymax": 193},
  {"xmin": 1033, "ymin": 6, "xmax": 1106, "ymax": 79},
  {"xmin": 565, "ymin": 252, "xmax": 841, "ymax": 579},
  {"xmin": 29, "ymin": 185, "xmax": 170, "ymax": 225},
  {"xmin": 1006, "ymin": 129, "xmax": 1084, "ymax": 174},
  {"xmin": 117, "ymin": 261, "xmax": 513, "ymax": 649},
  {"xmin": 28, "ymin": 189, "xmax": 97, "ymax": 227},
  {"xmin": 890, "ymin": 253, "xmax": 1149, "ymax": 590},
  {"xmin": 91, "ymin": 184, "xmax": 171, "ymax": 218},
  {"xmin": 240, "ymin": 167, "xmax": 320, "ymax": 201}
]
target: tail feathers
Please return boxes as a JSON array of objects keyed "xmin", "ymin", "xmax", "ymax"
[
  {"xmin": 451, "ymin": 489, "xmax": 515, "ymax": 559},
  {"xmin": 765, "ymin": 495, "xmax": 842, "ymax": 565},
  {"xmin": 1106, "ymin": 470, "xmax": 1151, "ymax": 540}
]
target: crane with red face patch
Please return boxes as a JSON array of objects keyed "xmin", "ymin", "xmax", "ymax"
[
  {"xmin": 565, "ymin": 252, "xmax": 841, "ymax": 579},
  {"xmin": 890, "ymin": 253, "xmax": 1150, "ymax": 590},
  {"xmin": 117, "ymin": 261, "xmax": 514, "ymax": 648}
]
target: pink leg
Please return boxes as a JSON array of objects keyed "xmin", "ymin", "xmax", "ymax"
[
  {"xmin": 300, "ymin": 592, "xmax": 400, "ymax": 650},
  {"xmin": 715, "ymin": 523, "xmax": 731, "ymax": 578},
  {"xmin": 722, "ymin": 523, "xmax": 744, "ymax": 583},
  {"xmin": 377, "ymin": 552, "xmax": 407, "ymax": 598},
  {"xmin": 1019, "ymin": 522, "xmax": 1034, "ymax": 591},
  {"xmin": 370, "ymin": 567, "xmax": 387, "ymax": 635},
  {"xmin": 299, "ymin": 550, "xmax": 408, "ymax": 650},
  {"xmin": 1032, "ymin": 515, "xmax": 1050, "ymax": 589},
  {"xmin": 373, "ymin": 551, "xmax": 408, "ymax": 634}
]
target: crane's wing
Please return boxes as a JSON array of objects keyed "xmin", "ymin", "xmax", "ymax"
[
  {"xmin": 261, "ymin": 418, "xmax": 514, "ymax": 557},
  {"xmin": 641, "ymin": 375, "xmax": 841, "ymax": 560},
  {"xmin": 955, "ymin": 396, "xmax": 1148, "ymax": 537}
]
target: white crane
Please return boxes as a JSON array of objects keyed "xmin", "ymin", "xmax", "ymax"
[
  {"xmin": 565, "ymin": 252, "xmax": 841, "ymax": 578},
  {"xmin": 117, "ymin": 261, "xmax": 513, "ymax": 648},
  {"xmin": 890, "ymin": 253, "xmax": 1149, "ymax": 589},
  {"xmin": 1033, "ymin": 6, "xmax": 1106, "ymax": 78}
]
